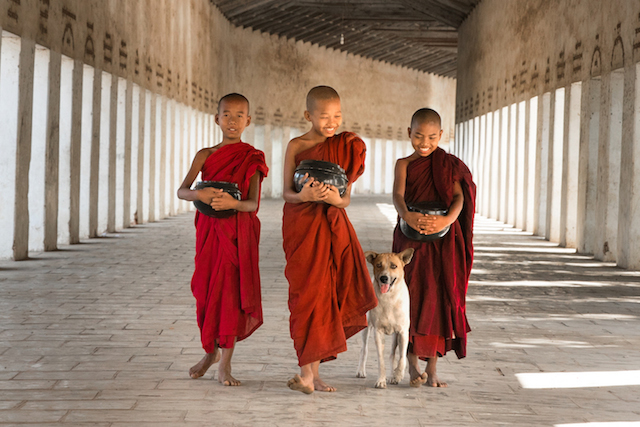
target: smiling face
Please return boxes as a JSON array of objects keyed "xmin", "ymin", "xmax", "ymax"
[
  {"xmin": 305, "ymin": 98, "xmax": 342, "ymax": 139},
  {"xmin": 408, "ymin": 121, "xmax": 443, "ymax": 158},
  {"xmin": 215, "ymin": 98, "xmax": 251, "ymax": 142}
]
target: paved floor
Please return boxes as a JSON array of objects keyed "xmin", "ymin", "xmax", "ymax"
[{"xmin": 1, "ymin": 196, "xmax": 640, "ymax": 426}]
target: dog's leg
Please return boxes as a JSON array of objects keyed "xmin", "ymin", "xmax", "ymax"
[
  {"xmin": 388, "ymin": 333, "xmax": 401, "ymax": 385},
  {"xmin": 392, "ymin": 330, "xmax": 409, "ymax": 384},
  {"xmin": 356, "ymin": 326, "xmax": 371, "ymax": 378},
  {"xmin": 374, "ymin": 328, "xmax": 387, "ymax": 389}
]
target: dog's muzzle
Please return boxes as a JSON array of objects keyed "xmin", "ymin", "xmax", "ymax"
[{"xmin": 379, "ymin": 276, "xmax": 397, "ymax": 294}]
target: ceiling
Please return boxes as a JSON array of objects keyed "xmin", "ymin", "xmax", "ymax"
[{"xmin": 210, "ymin": 0, "xmax": 480, "ymax": 78}]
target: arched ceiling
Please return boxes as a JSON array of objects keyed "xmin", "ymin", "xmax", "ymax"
[{"xmin": 210, "ymin": 0, "xmax": 480, "ymax": 78}]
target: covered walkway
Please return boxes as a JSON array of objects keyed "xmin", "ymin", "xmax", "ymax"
[{"xmin": 1, "ymin": 196, "xmax": 639, "ymax": 426}]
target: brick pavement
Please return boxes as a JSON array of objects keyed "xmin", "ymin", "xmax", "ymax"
[{"xmin": 1, "ymin": 196, "xmax": 640, "ymax": 426}]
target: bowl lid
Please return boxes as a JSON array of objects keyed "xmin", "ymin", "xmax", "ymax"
[
  {"xmin": 297, "ymin": 159, "xmax": 346, "ymax": 174},
  {"xmin": 407, "ymin": 201, "xmax": 448, "ymax": 215}
]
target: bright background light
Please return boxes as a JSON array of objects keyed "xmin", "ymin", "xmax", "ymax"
[{"xmin": 517, "ymin": 370, "xmax": 640, "ymax": 389}]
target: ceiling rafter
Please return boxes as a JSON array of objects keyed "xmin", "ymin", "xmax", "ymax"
[{"xmin": 211, "ymin": 0, "xmax": 480, "ymax": 77}]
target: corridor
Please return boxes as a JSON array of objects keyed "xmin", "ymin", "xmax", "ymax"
[{"xmin": 1, "ymin": 196, "xmax": 639, "ymax": 426}]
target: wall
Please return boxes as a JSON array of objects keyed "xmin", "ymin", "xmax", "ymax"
[
  {"xmin": 454, "ymin": 0, "xmax": 640, "ymax": 269},
  {"xmin": 0, "ymin": 0, "xmax": 455, "ymax": 260}
]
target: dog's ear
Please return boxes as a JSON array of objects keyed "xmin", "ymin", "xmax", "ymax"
[
  {"xmin": 364, "ymin": 251, "xmax": 378, "ymax": 265},
  {"xmin": 398, "ymin": 248, "xmax": 415, "ymax": 265}
]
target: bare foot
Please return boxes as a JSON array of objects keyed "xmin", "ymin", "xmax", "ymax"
[
  {"xmin": 287, "ymin": 374, "xmax": 314, "ymax": 394},
  {"xmin": 426, "ymin": 374, "xmax": 448, "ymax": 387},
  {"xmin": 425, "ymin": 357, "xmax": 447, "ymax": 387},
  {"xmin": 410, "ymin": 371, "xmax": 428, "ymax": 387},
  {"xmin": 313, "ymin": 377, "xmax": 336, "ymax": 392},
  {"xmin": 189, "ymin": 350, "xmax": 220, "ymax": 379},
  {"xmin": 218, "ymin": 366, "xmax": 241, "ymax": 386}
]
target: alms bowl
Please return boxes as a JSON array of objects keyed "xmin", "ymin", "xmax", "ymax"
[
  {"xmin": 293, "ymin": 160, "xmax": 348, "ymax": 196},
  {"xmin": 399, "ymin": 201, "xmax": 450, "ymax": 242},
  {"xmin": 193, "ymin": 181, "xmax": 242, "ymax": 218}
]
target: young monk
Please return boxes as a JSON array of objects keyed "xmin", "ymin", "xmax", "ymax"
[
  {"xmin": 177, "ymin": 93, "xmax": 268, "ymax": 386},
  {"xmin": 282, "ymin": 86, "xmax": 377, "ymax": 394},
  {"xmin": 392, "ymin": 108, "xmax": 476, "ymax": 388}
]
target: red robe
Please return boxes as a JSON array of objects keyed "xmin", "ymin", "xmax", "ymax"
[
  {"xmin": 191, "ymin": 142, "xmax": 268, "ymax": 352},
  {"xmin": 392, "ymin": 147, "xmax": 476, "ymax": 359},
  {"xmin": 283, "ymin": 132, "xmax": 377, "ymax": 367}
]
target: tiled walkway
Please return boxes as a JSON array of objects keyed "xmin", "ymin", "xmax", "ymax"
[{"xmin": 1, "ymin": 197, "xmax": 640, "ymax": 426}]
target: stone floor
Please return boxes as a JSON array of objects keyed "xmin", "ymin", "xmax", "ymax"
[{"xmin": 1, "ymin": 196, "xmax": 640, "ymax": 426}]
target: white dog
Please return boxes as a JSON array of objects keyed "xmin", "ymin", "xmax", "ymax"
[{"xmin": 357, "ymin": 248, "xmax": 414, "ymax": 388}]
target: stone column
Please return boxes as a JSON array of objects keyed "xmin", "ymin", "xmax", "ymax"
[
  {"xmin": 107, "ymin": 73, "xmax": 118, "ymax": 233},
  {"xmin": 29, "ymin": 45, "xmax": 50, "ymax": 251},
  {"xmin": 498, "ymin": 106, "xmax": 508, "ymax": 223},
  {"xmin": 79, "ymin": 65, "xmax": 94, "ymax": 239},
  {"xmin": 68, "ymin": 59, "xmax": 84, "ymax": 244},
  {"xmin": 13, "ymin": 37, "xmax": 35, "ymax": 260},
  {"xmin": 506, "ymin": 103, "xmax": 516, "ymax": 226},
  {"xmin": 536, "ymin": 92, "xmax": 551, "ymax": 238},
  {"xmin": 122, "ymin": 79, "xmax": 133, "ymax": 229},
  {"xmin": 525, "ymin": 97, "xmax": 538, "ymax": 233},
  {"xmin": 45, "ymin": 50, "xmax": 62, "ymax": 246},
  {"xmin": 616, "ymin": 63, "xmax": 639, "ymax": 269},
  {"xmin": 515, "ymin": 101, "xmax": 526, "ymax": 230},
  {"xmin": 489, "ymin": 110, "xmax": 500, "ymax": 220}
]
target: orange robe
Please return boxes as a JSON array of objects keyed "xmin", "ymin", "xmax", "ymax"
[
  {"xmin": 191, "ymin": 142, "xmax": 268, "ymax": 352},
  {"xmin": 283, "ymin": 132, "xmax": 377, "ymax": 367},
  {"xmin": 392, "ymin": 147, "xmax": 476, "ymax": 359}
]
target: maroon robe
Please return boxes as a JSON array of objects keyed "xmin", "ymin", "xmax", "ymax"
[
  {"xmin": 283, "ymin": 132, "xmax": 378, "ymax": 367},
  {"xmin": 392, "ymin": 147, "xmax": 476, "ymax": 359},
  {"xmin": 191, "ymin": 142, "xmax": 268, "ymax": 352}
]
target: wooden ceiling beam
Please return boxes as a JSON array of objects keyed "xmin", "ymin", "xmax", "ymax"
[{"xmin": 399, "ymin": 0, "xmax": 465, "ymax": 28}]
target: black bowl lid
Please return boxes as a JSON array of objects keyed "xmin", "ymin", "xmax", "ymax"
[
  {"xmin": 297, "ymin": 159, "xmax": 346, "ymax": 174},
  {"xmin": 407, "ymin": 201, "xmax": 448, "ymax": 216}
]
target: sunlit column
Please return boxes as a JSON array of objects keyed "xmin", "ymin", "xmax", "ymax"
[
  {"xmin": 78, "ymin": 65, "xmax": 95, "ymax": 239},
  {"xmin": 29, "ymin": 44, "xmax": 50, "ymax": 252}
]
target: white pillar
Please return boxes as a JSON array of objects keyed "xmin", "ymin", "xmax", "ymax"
[
  {"xmin": 507, "ymin": 104, "xmax": 517, "ymax": 226},
  {"xmin": 489, "ymin": 110, "xmax": 500, "ymax": 220},
  {"xmin": 57, "ymin": 55, "xmax": 74, "ymax": 245},
  {"xmin": 537, "ymin": 92, "xmax": 551, "ymax": 238},
  {"xmin": 499, "ymin": 106, "xmax": 508, "ymax": 223},
  {"xmin": 78, "ymin": 65, "xmax": 95, "ymax": 239},
  {"xmin": 562, "ymin": 82, "xmax": 582, "ymax": 248},
  {"xmin": 526, "ymin": 97, "xmax": 539, "ymax": 233},
  {"xmin": 515, "ymin": 101, "xmax": 526, "ymax": 230},
  {"xmin": 28, "ymin": 44, "xmax": 50, "ymax": 252},
  {"xmin": 114, "ymin": 77, "xmax": 126, "ymax": 231},
  {"xmin": 128, "ymin": 83, "xmax": 140, "ymax": 227}
]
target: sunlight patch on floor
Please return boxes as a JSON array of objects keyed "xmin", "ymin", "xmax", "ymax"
[
  {"xmin": 376, "ymin": 203, "xmax": 397, "ymax": 226},
  {"xmin": 517, "ymin": 370, "xmax": 640, "ymax": 389},
  {"xmin": 555, "ymin": 422, "xmax": 640, "ymax": 427}
]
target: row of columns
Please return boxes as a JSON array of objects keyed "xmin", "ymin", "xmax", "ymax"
[
  {"xmin": 0, "ymin": 32, "xmax": 220, "ymax": 260},
  {"xmin": 454, "ymin": 64, "xmax": 640, "ymax": 269},
  {"xmin": 0, "ymin": 30, "xmax": 421, "ymax": 261}
]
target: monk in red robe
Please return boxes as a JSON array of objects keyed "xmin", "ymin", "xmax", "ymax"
[
  {"xmin": 283, "ymin": 86, "xmax": 377, "ymax": 394},
  {"xmin": 177, "ymin": 93, "xmax": 268, "ymax": 386},
  {"xmin": 392, "ymin": 108, "xmax": 476, "ymax": 388}
]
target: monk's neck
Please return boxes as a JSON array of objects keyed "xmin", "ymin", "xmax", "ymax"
[{"xmin": 218, "ymin": 138, "xmax": 243, "ymax": 147}]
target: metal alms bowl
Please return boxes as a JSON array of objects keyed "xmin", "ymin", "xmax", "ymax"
[
  {"xmin": 399, "ymin": 201, "xmax": 450, "ymax": 242},
  {"xmin": 293, "ymin": 159, "xmax": 348, "ymax": 196},
  {"xmin": 193, "ymin": 181, "xmax": 242, "ymax": 218}
]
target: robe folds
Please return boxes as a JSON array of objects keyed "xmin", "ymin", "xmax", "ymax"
[
  {"xmin": 283, "ymin": 132, "xmax": 378, "ymax": 367},
  {"xmin": 191, "ymin": 142, "xmax": 268, "ymax": 352},
  {"xmin": 392, "ymin": 147, "xmax": 476, "ymax": 359}
]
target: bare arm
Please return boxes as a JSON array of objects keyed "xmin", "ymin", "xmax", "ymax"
[
  {"xmin": 177, "ymin": 149, "xmax": 214, "ymax": 203},
  {"xmin": 423, "ymin": 181, "xmax": 464, "ymax": 234},
  {"xmin": 209, "ymin": 171, "xmax": 261, "ymax": 212},
  {"xmin": 282, "ymin": 138, "xmax": 330, "ymax": 204},
  {"xmin": 393, "ymin": 158, "xmax": 428, "ymax": 232}
]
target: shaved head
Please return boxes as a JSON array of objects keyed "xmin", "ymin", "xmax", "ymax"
[
  {"xmin": 306, "ymin": 85, "xmax": 340, "ymax": 112},
  {"xmin": 218, "ymin": 93, "xmax": 249, "ymax": 113},
  {"xmin": 411, "ymin": 108, "xmax": 441, "ymax": 129}
]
